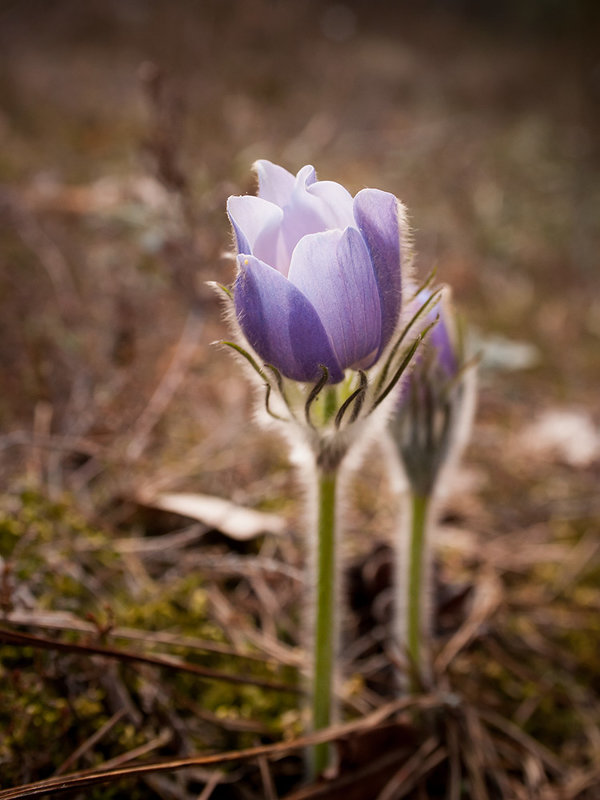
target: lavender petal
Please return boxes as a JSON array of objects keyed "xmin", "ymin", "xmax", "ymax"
[
  {"xmin": 234, "ymin": 255, "xmax": 344, "ymax": 383},
  {"xmin": 288, "ymin": 228, "xmax": 382, "ymax": 370},
  {"xmin": 353, "ymin": 188, "xmax": 404, "ymax": 356},
  {"xmin": 418, "ymin": 290, "xmax": 458, "ymax": 377},
  {"xmin": 307, "ymin": 179, "xmax": 355, "ymax": 230},
  {"xmin": 254, "ymin": 160, "xmax": 296, "ymax": 206}
]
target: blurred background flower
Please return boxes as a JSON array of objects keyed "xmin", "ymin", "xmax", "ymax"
[{"xmin": 390, "ymin": 287, "xmax": 476, "ymax": 496}]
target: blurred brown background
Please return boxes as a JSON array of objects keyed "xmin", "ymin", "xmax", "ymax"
[{"xmin": 0, "ymin": 0, "xmax": 599, "ymax": 507}]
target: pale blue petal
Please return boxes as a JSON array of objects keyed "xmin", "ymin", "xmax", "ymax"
[
  {"xmin": 227, "ymin": 195, "xmax": 283, "ymax": 257},
  {"xmin": 288, "ymin": 228, "xmax": 382, "ymax": 370},
  {"xmin": 295, "ymin": 164, "xmax": 317, "ymax": 187},
  {"xmin": 277, "ymin": 166, "xmax": 344, "ymax": 269},
  {"xmin": 307, "ymin": 180, "xmax": 355, "ymax": 230},
  {"xmin": 254, "ymin": 160, "xmax": 296, "ymax": 206},
  {"xmin": 234, "ymin": 255, "xmax": 344, "ymax": 383},
  {"xmin": 353, "ymin": 188, "xmax": 403, "ymax": 356},
  {"xmin": 418, "ymin": 290, "xmax": 457, "ymax": 376}
]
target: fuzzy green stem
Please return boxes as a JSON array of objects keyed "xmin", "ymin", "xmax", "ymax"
[
  {"xmin": 311, "ymin": 467, "xmax": 338, "ymax": 776},
  {"xmin": 407, "ymin": 492, "xmax": 430, "ymax": 689}
]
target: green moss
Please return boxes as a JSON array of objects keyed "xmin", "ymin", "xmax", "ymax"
[{"xmin": 0, "ymin": 487, "xmax": 298, "ymax": 789}]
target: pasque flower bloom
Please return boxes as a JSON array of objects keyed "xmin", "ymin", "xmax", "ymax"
[
  {"xmin": 228, "ymin": 160, "xmax": 406, "ymax": 383},
  {"xmin": 221, "ymin": 162, "xmax": 420, "ymax": 773}
]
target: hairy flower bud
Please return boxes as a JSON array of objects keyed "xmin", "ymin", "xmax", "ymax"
[{"xmin": 390, "ymin": 287, "xmax": 476, "ymax": 496}]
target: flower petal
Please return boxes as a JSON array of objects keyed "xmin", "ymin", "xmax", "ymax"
[
  {"xmin": 430, "ymin": 318, "xmax": 457, "ymax": 376},
  {"xmin": 277, "ymin": 166, "xmax": 346, "ymax": 271},
  {"xmin": 227, "ymin": 195, "xmax": 282, "ymax": 252},
  {"xmin": 254, "ymin": 160, "xmax": 296, "ymax": 206},
  {"xmin": 288, "ymin": 228, "xmax": 382, "ymax": 370},
  {"xmin": 353, "ymin": 188, "xmax": 405, "ymax": 355},
  {"xmin": 295, "ymin": 164, "xmax": 317, "ymax": 188},
  {"xmin": 418, "ymin": 289, "xmax": 457, "ymax": 377},
  {"xmin": 234, "ymin": 255, "xmax": 344, "ymax": 383},
  {"xmin": 307, "ymin": 180, "xmax": 355, "ymax": 230},
  {"xmin": 234, "ymin": 166, "xmax": 331, "ymax": 276}
]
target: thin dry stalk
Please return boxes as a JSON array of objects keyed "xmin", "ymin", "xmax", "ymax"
[
  {"xmin": 0, "ymin": 695, "xmax": 438, "ymax": 800},
  {"xmin": 475, "ymin": 716, "xmax": 516, "ymax": 798},
  {"xmin": 97, "ymin": 728, "xmax": 173, "ymax": 772},
  {"xmin": 445, "ymin": 718, "xmax": 462, "ymax": 800},
  {"xmin": 478, "ymin": 707, "xmax": 564, "ymax": 776},
  {"xmin": 0, "ymin": 627, "xmax": 300, "ymax": 694},
  {"xmin": 3, "ymin": 607, "xmax": 285, "ymax": 666},
  {"xmin": 462, "ymin": 706, "xmax": 491, "ymax": 800},
  {"xmin": 258, "ymin": 755, "xmax": 279, "ymax": 800},
  {"xmin": 9, "ymin": 199, "xmax": 81, "ymax": 319},
  {"xmin": 196, "ymin": 770, "xmax": 224, "ymax": 800},
  {"xmin": 54, "ymin": 708, "xmax": 128, "ymax": 775},
  {"xmin": 435, "ymin": 569, "xmax": 502, "ymax": 675},
  {"xmin": 125, "ymin": 311, "xmax": 204, "ymax": 462},
  {"xmin": 206, "ymin": 581, "xmax": 303, "ymax": 667},
  {"xmin": 375, "ymin": 737, "xmax": 444, "ymax": 800}
]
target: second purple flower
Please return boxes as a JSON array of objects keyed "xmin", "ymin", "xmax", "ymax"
[{"xmin": 228, "ymin": 161, "xmax": 408, "ymax": 383}]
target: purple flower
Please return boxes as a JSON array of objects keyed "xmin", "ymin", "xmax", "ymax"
[
  {"xmin": 390, "ymin": 287, "xmax": 475, "ymax": 497},
  {"xmin": 416, "ymin": 289, "xmax": 458, "ymax": 378},
  {"xmin": 391, "ymin": 286, "xmax": 473, "ymax": 495},
  {"xmin": 228, "ymin": 161, "xmax": 406, "ymax": 384}
]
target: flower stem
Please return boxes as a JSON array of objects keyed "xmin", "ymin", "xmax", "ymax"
[
  {"xmin": 311, "ymin": 466, "xmax": 338, "ymax": 776},
  {"xmin": 406, "ymin": 491, "xmax": 430, "ymax": 690}
]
